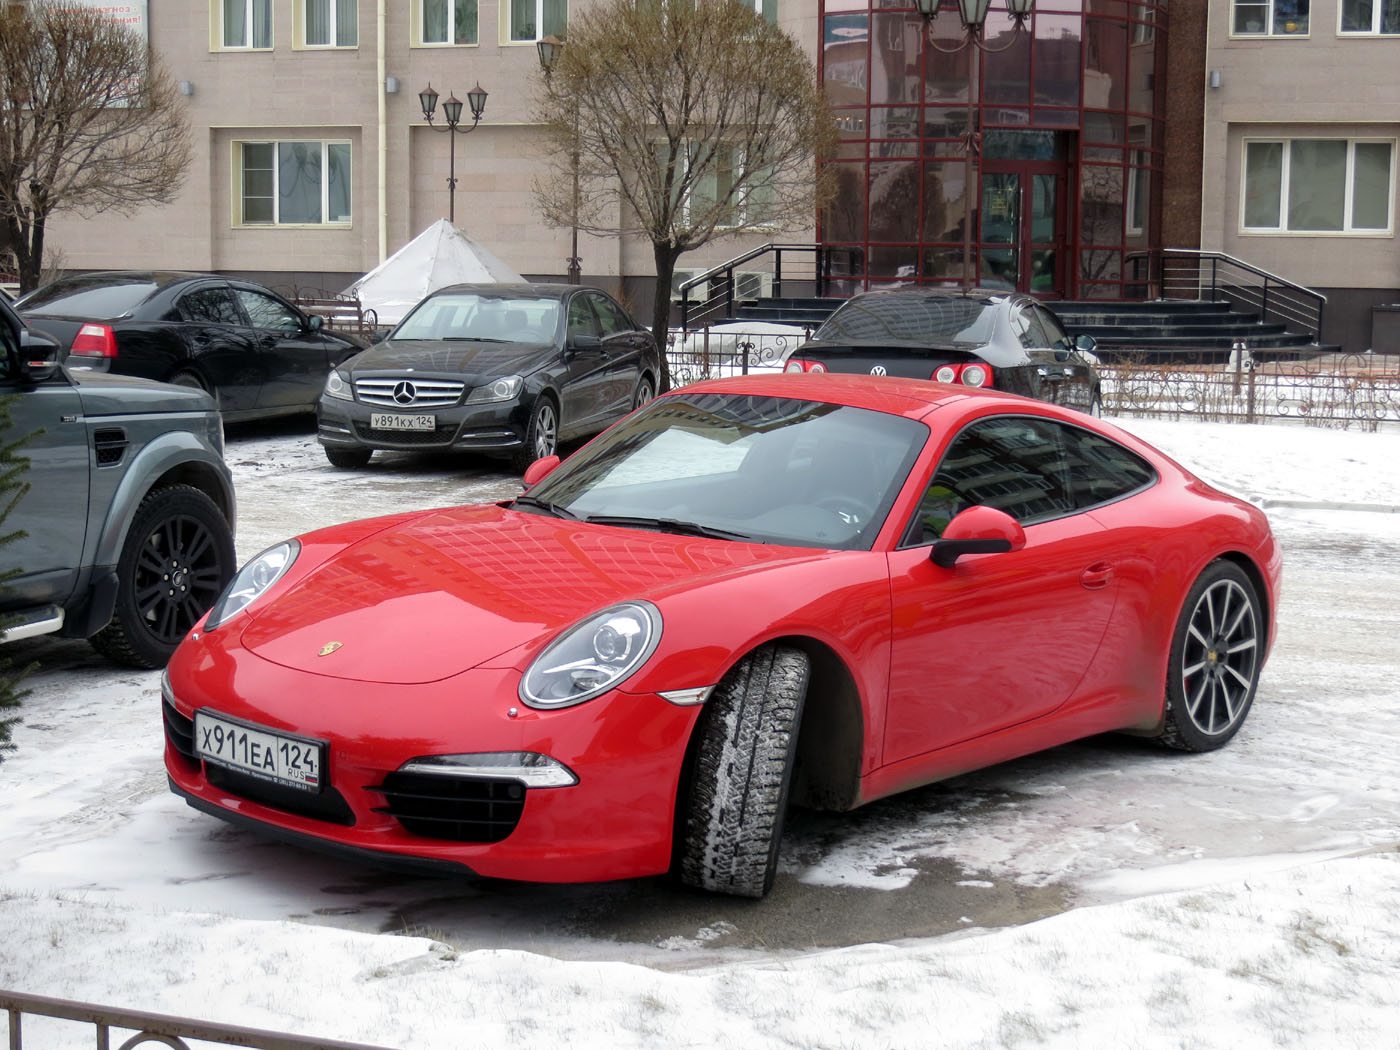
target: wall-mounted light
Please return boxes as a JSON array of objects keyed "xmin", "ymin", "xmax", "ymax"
[
  {"xmin": 178, "ymin": 80, "xmax": 195, "ymax": 96},
  {"xmin": 1208, "ymin": 69, "xmax": 1222, "ymax": 89},
  {"xmin": 385, "ymin": 76, "xmax": 400, "ymax": 94}
]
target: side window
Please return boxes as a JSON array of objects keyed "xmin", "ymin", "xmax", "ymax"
[
  {"xmin": 235, "ymin": 289, "xmax": 301, "ymax": 330},
  {"xmin": 1011, "ymin": 305, "xmax": 1054, "ymax": 350},
  {"xmin": 179, "ymin": 288, "xmax": 244, "ymax": 325},
  {"xmin": 1061, "ymin": 426, "xmax": 1157, "ymax": 508},
  {"xmin": 590, "ymin": 293, "xmax": 632, "ymax": 338},
  {"xmin": 1034, "ymin": 304, "xmax": 1072, "ymax": 350},
  {"xmin": 567, "ymin": 295, "xmax": 600, "ymax": 340}
]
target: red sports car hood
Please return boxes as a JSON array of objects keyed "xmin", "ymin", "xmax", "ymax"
[{"xmin": 239, "ymin": 504, "xmax": 815, "ymax": 683}]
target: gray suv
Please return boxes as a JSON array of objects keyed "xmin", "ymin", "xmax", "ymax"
[{"xmin": 1, "ymin": 294, "xmax": 236, "ymax": 668}]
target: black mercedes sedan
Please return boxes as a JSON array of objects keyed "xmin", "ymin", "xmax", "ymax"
[
  {"xmin": 316, "ymin": 283, "xmax": 661, "ymax": 472},
  {"xmin": 783, "ymin": 288, "xmax": 1102, "ymax": 415},
  {"xmin": 17, "ymin": 271, "xmax": 362, "ymax": 422}
]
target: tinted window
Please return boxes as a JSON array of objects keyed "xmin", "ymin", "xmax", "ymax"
[
  {"xmin": 1033, "ymin": 304, "xmax": 1072, "ymax": 348},
  {"xmin": 590, "ymin": 293, "xmax": 633, "ymax": 338},
  {"xmin": 235, "ymin": 289, "xmax": 300, "ymax": 330},
  {"xmin": 393, "ymin": 293, "xmax": 561, "ymax": 343},
  {"xmin": 815, "ymin": 295, "xmax": 999, "ymax": 346},
  {"xmin": 1011, "ymin": 304, "xmax": 1055, "ymax": 350},
  {"xmin": 567, "ymin": 295, "xmax": 600, "ymax": 340},
  {"xmin": 179, "ymin": 287, "xmax": 244, "ymax": 325},
  {"xmin": 905, "ymin": 415, "xmax": 1156, "ymax": 543},
  {"xmin": 18, "ymin": 276, "xmax": 157, "ymax": 319}
]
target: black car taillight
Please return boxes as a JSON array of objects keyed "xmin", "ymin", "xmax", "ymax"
[{"xmin": 70, "ymin": 323, "xmax": 118, "ymax": 359}]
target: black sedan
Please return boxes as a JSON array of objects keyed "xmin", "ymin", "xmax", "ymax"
[
  {"xmin": 17, "ymin": 271, "xmax": 362, "ymax": 421},
  {"xmin": 317, "ymin": 283, "xmax": 661, "ymax": 472},
  {"xmin": 783, "ymin": 288, "xmax": 1102, "ymax": 415}
]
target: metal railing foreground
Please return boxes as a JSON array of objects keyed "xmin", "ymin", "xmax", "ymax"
[{"xmin": 1, "ymin": 989, "xmax": 399, "ymax": 1050}]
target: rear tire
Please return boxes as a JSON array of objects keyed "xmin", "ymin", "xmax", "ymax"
[
  {"xmin": 677, "ymin": 644, "xmax": 810, "ymax": 898},
  {"xmin": 89, "ymin": 485, "xmax": 235, "ymax": 669},
  {"xmin": 1156, "ymin": 561, "xmax": 1263, "ymax": 751},
  {"xmin": 169, "ymin": 370, "xmax": 208, "ymax": 392},
  {"xmin": 325, "ymin": 446, "xmax": 372, "ymax": 469}
]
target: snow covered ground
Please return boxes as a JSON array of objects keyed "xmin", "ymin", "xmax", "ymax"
[{"xmin": 2, "ymin": 415, "xmax": 1399, "ymax": 1049}]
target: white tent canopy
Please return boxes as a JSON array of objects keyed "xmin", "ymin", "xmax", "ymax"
[{"xmin": 344, "ymin": 219, "xmax": 525, "ymax": 326}]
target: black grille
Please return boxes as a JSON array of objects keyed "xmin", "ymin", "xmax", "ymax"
[
  {"xmin": 368, "ymin": 771, "xmax": 525, "ymax": 843},
  {"xmin": 352, "ymin": 421, "xmax": 458, "ymax": 446},
  {"xmin": 163, "ymin": 700, "xmax": 196, "ymax": 760},
  {"xmin": 93, "ymin": 427, "xmax": 128, "ymax": 466},
  {"xmin": 205, "ymin": 763, "xmax": 357, "ymax": 826}
]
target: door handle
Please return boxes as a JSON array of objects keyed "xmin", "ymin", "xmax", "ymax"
[{"xmin": 1079, "ymin": 562, "xmax": 1114, "ymax": 590}]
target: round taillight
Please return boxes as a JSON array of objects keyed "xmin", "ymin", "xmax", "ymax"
[
  {"xmin": 933, "ymin": 365, "xmax": 957, "ymax": 383},
  {"xmin": 784, "ymin": 360, "xmax": 805, "ymax": 373},
  {"xmin": 960, "ymin": 364, "xmax": 990, "ymax": 387},
  {"xmin": 808, "ymin": 361, "xmax": 827, "ymax": 374}
]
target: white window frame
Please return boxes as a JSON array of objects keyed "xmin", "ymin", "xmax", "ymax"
[
  {"xmin": 216, "ymin": 0, "xmax": 273, "ymax": 50},
  {"xmin": 1338, "ymin": 0, "xmax": 1400, "ymax": 33},
  {"xmin": 236, "ymin": 140, "xmax": 353, "ymax": 228},
  {"xmin": 415, "ymin": 0, "xmax": 479, "ymax": 46},
  {"xmin": 1230, "ymin": 0, "xmax": 1310, "ymax": 36},
  {"xmin": 505, "ymin": 0, "xmax": 566, "ymax": 43},
  {"xmin": 1240, "ymin": 137, "xmax": 1395, "ymax": 235},
  {"xmin": 734, "ymin": 0, "xmax": 777, "ymax": 22},
  {"xmin": 298, "ymin": 0, "xmax": 358, "ymax": 48}
]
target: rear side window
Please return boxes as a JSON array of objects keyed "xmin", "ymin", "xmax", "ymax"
[
  {"xmin": 179, "ymin": 287, "xmax": 244, "ymax": 325},
  {"xmin": 904, "ymin": 415, "xmax": 1157, "ymax": 544}
]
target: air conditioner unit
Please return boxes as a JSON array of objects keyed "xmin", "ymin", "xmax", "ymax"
[
  {"xmin": 671, "ymin": 267, "xmax": 710, "ymax": 302},
  {"xmin": 735, "ymin": 271, "xmax": 774, "ymax": 301}
]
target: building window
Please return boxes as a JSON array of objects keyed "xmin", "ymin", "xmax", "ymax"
[
  {"xmin": 1340, "ymin": 0, "xmax": 1400, "ymax": 32},
  {"xmin": 1242, "ymin": 138, "xmax": 1393, "ymax": 233},
  {"xmin": 303, "ymin": 0, "xmax": 357, "ymax": 46},
  {"xmin": 508, "ymin": 0, "xmax": 566, "ymax": 42},
  {"xmin": 421, "ymin": 0, "xmax": 479, "ymax": 45},
  {"xmin": 734, "ymin": 0, "xmax": 777, "ymax": 22},
  {"xmin": 1232, "ymin": 0, "xmax": 1309, "ymax": 35},
  {"xmin": 670, "ymin": 143, "xmax": 775, "ymax": 228},
  {"xmin": 239, "ymin": 141, "xmax": 352, "ymax": 226},
  {"xmin": 220, "ymin": 0, "xmax": 272, "ymax": 49}
]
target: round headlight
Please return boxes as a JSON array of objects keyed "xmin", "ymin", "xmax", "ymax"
[
  {"xmin": 204, "ymin": 540, "xmax": 300, "ymax": 630},
  {"xmin": 520, "ymin": 602, "xmax": 662, "ymax": 709}
]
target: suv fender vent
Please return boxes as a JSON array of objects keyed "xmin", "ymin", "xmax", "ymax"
[{"xmin": 93, "ymin": 427, "xmax": 128, "ymax": 467}]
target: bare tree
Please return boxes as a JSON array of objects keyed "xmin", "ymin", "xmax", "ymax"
[
  {"xmin": 0, "ymin": 2, "xmax": 191, "ymax": 293},
  {"xmin": 532, "ymin": 0, "xmax": 837, "ymax": 388}
]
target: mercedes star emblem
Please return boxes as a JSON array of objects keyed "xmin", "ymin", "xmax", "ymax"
[{"xmin": 392, "ymin": 381, "xmax": 417, "ymax": 405}]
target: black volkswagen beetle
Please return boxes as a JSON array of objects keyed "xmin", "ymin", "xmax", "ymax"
[
  {"xmin": 783, "ymin": 288, "xmax": 1102, "ymax": 415},
  {"xmin": 316, "ymin": 283, "xmax": 661, "ymax": 472},
  {"xmin": 17, "ymin": 271, "xmax": 362, "ymax": 421}
]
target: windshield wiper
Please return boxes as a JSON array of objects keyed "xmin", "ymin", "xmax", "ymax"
[
  {"xmin": 510, "ymin": 495, "xmax": 580, "ymax": 520},
  {"xmin": 583, "ymin": 514, "xmax": 758, "ymax": 542}
]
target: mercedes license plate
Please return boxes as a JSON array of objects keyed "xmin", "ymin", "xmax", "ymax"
[
  {"xmin": 371, "ymin": 413, "xmax": 435, "ymax": 431},
  {"xmin": 195, "ymin": 710, "xmax": 324, "ymax": 793}
]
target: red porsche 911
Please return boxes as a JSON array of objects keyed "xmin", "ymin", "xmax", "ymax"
[{"xmin": 163, "ymin": 373, "xmax": 1280, "ymax": 898}]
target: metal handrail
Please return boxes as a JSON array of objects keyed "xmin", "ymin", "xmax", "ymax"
[
  {"xmin": 2, "ymin": 989, "xmax": 399, "ymax": 1050},
  {"xmin": 676, "ymin": 243, "xmax": 862, "ymax": 333},
  {"xmin": 1133, "ymin": 248, "xmax": 1327, "ymax": 344}
]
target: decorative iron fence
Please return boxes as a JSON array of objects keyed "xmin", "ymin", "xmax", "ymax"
[
  {"xmin": 1, "ymin": 989, "xmax": 398, "ymax": 1050},
  {"xmin": 1100, "ymin": 347, "xmax": 1400, "ymax": 430},
  {"xmin": 666, "ymin": 324, "xmax": 813, "ymax": 386}
]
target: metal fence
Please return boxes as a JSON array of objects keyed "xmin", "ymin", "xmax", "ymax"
[
  {"xmin": 1, "ymin": 989, "xmax": 397, "ymax": 1050},
  {"xmin": 666, "ymin": 324, "xmax": 812, "ymax": 386}
]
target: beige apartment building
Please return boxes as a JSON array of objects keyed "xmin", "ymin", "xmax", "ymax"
[
  {"xmin": 1202, "ymin": 0, "xmax": 1400, "ymax": 351},
  {"xmin": 39, "ymin": 0, "xmax": 816, "ymax": 307}
]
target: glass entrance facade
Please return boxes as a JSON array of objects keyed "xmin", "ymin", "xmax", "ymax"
[{"xmin": 819, "ymin": 0, "xmax": 1167, "ymax": 299}]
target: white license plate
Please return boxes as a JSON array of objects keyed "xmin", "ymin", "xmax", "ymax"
[
  {"xmin": 195, "ymin": 710, "xmax": 324, "ymax": 793},
  {"xmin": 371, "ymin": 412, "xmax": 435, "ymax": 431}
]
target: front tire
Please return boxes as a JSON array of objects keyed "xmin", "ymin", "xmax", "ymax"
[
  {"xmin": 510, "ymin": 397, "xmax": 558, "ymax": 473},
  {"xmin": 1156, "ymin": 561, "xmax": 1263, "ymax": 751},
  {"xmin": 632, "ymin": 375, "xmax": 655, "ymax": 411},
  {"xmin": 325, "ymin": 446, "xmax": 372, "ymax": 469},
  {"xmin": 677, "ymin": 644, "xmax": 810, "ymax": 898},
  {"xmin": 89, "ymin": 485, "xmax": 235, "ymax": 669}
]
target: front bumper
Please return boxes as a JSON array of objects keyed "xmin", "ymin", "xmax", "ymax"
[
  {"xmin": 316, "ymin": 396, "xmax": 528, "ymax": 455},
  {"xmin": 162, "ymin": 637, "xmax": 701, "ymax": 884}
]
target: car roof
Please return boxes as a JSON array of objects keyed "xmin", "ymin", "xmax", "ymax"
[
  {"xmin": 672, "ymin": 371, "xmax": 1020, "ymax": 420},
  {"xmin": 843, "ymin": 287, "xmax": 1021, "ymax": 307},
  {"xmin": 428, "ymin": 282, "xmax": 584, "ymax": 300}
]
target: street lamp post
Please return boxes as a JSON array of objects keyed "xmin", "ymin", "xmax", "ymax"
[
  {"xmin": 419, "ymin": 81, "xmax": 488, "ymax": 225},
  {"xmin": 536, "ymin": 34, "xmax": 581, "ymax": 284},
  {"xmin": 916, "ymin": 0, "xmax": 1033, "ymax": 294}
]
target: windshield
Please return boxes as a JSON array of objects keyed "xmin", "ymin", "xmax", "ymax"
[
  {"xmin": 393, "ymin": 293, "xmax": 561, "ymax": 343},
  {"xmin": 18, "ymin": 276, "xmax": 158, "ymax": 319},
  {"xmin": 526, "ymin": 391, "xmax": 928, "ymax": 550},
  {"xmin": 815, "ymin": 295, "xmax": 999, "ymax": 347}
]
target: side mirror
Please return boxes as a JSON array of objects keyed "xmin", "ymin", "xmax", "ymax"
[
  {"xmin": 1075, "ymin": 333, "xmax": 1097, "ymax": 352},
  {"xmin": 522, "ymin": 454, "xmax": 561, "ymax": 487},
  {"xmin": 930, "ymin": 505, "xmax": 1025, "ymax": 568},
  {"xmin": 1054, "ymin": 347, "xmax": 1071, "ymax": 362},
  {"xmin": 18, "ymin": 327, "xmax": 61, "ymax": 383},
  {"xmin": 307, "ymin": 313, "xmax": 325, "ymax": 332}
]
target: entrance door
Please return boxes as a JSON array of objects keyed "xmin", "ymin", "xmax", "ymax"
[{"xmin": 978, "ymin": 163, "xmax": 1064, "ymax": 296}]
